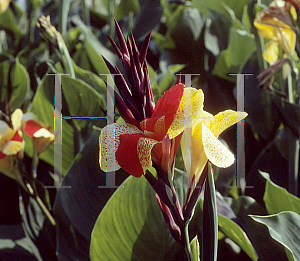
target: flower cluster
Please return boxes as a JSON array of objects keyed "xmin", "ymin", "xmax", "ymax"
[
  {"xmin": 0, "ymin": 109, "xmax": 54, "ymax": 180},
  {"xmin": 99, "ymin": 20, "xmax": 247, "ymax": 251}
]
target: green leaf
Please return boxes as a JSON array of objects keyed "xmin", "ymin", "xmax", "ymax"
[
  {"xmin": 0, "ymin": 8, "xmax": 23, "ymax": 43},
  {"xmin": 54, "ymin": 128, "xmax": 129, "ymax": 260},
  {"xmin": 251, "ymin": 211, "xmax": 300, "ymax": 261},
  {"xmin": 26, "ymin": 75, "xmax": 74, "ymax": 175},
  {"xmin": 90, "ymin": 171, "xmax": 186, "ymax": 260},
  {"xmin": 260, "ymin": 171, "xmax": 300, "ymax": 216},
  {"xmin": 58, "ymin": 0, "xmax": 71, "ymax": 35},
  {"xmin": 202, "ymin": 163, "xmax": 218, "ymax": 261},
  {"xmin": 72, "ymin": 16, "xmax": 117, "ymax": 77},
  {"xmin": 193, "ymin": 0, "xmax": 250, "ymax": 20},
  {"xmin": 212, "ymin": 26, "xmax": 255, "ymax": 81},
  {"xmin": 0, "ymin": 60, "xmax": 30, "ymax": 111},
  {"xmin": 115, "ymin": 0, "xmax": 140, "ymax": 21},
  {"xmin": 190, "ymin": 236, "xmax": 200, "ymax": 261},
  {"xmin": 218, "ymin": 214, "xmax": 257, "ymax": 260},
  {"xmin": 60, "ymin": 76, "xmax": 106, "ymax": 131}
]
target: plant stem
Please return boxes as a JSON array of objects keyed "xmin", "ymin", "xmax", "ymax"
[
  {"xmin": 287, "ymin": 65, "xmax": 299, "ymax": 196},
  {"xmin": 35, "ymin": 195, "xmax": 56, "ymax": 226},
  {"xmin": 183, "ymin": 225, "xmax": 192, "ymax": 261}
]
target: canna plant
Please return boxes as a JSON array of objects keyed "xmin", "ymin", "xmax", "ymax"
[{"xmin": 94, "ymin": 19, "xmax": 247, "ymax": 261}]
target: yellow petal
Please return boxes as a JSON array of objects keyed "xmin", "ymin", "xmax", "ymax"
[
  {"xmin": 2, "ymin": 140, "xmax": 23, "ymax": 155},
  {"xmin": 99, "ymin": 122, "xmax": 143, "ymax": 172},
  {"xmin": 263, "ymin": 40, "xmax": 279, "ymax": 64},
  {"xmin": 203, "ymin": 110, "xmax": 247, "ymax": 137},
  {"xmin": 33, "ymin": 128, "xmax": 55, "ymax": 139},
  {"xmin": 0, "ymin": 121, "xmax": 15, "ymax": 148},
  {"xmin": 11, "ymin": 108, "xmax": 23, "ymax": 131},
  {"xmin": 168, "ymin": 87, "xmax": 204, "ymax": 139},
  {"xmin": 202, "ymin": 124, "xmax": 235, "ymax": 168}
]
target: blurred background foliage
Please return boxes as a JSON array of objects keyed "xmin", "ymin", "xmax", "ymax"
[{"xmin": 1, "ymin": 0, "xmax": 300, "ymax": 260}]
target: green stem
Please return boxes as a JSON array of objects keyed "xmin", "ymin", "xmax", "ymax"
[
  {"xmin": 287, "ymin": 65, "xmax": 299, "ymax": 196},
  {"xmin": 35, "ymin": 195, "xmax": 56, "ymax": 226},
  {"xmin": 183, "ymin": 225, "xmax": 192, "ymax": 261}
]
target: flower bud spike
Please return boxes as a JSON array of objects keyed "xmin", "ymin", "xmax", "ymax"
[
  {"xmin": 114, "ymin": 18, "xmax": 129, "ymax": 57},
  {"xmin": 131, "ymin": 31, "xmax": 144, "ymax": 82},
  {"xmin": 139, "ymin": 31, "xmax": 152, "ymax": 64},
  {"xmin": 102, "ymin": 55, "xmax": 118, "ymax": 74},
  {"xmin": 156, "ymin": 194, "xmax": 181, "ymax": 243},
  {"xmin": 107, "ymin": 35, "xmax": 123, "ymax": 60}
]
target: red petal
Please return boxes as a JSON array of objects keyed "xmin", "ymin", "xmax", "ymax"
[
  {"xmin": 24, "ymin": 120, "xmax": 43, "ymax": 137},
  {"xmin": 141, "ymin": 84, "xmax": 184, "ymax": 139},
  {"xmin": 115, "ymin": 133, "xmax": 144, "ymax": 177},
  {"xmin": 0, "ymin": 152, "xmax": 6, "ymax": 159},
  {"xmin": 12, "ymin": 130, "xmax": 23, "ymax": 142}
]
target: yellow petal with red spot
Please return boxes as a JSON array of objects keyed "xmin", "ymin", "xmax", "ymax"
[
  {"xmin": 99, "ymin": 122, "xmax": 143, "ymax": 172},
  {"xmin": 168, "ymin": 87, "xmax": 204, "ymax": 139}
]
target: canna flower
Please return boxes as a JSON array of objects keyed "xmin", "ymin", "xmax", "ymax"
[
  {"xmin": 23, "ymin": 119, "xmax": 55, "ymax": 155},
  {"xmin": 99, "ymin": 84, "xmax": 203, "ymax": 177},
  {"xmin": 0, "ymin": 109, "xmax": 24, "ymax": 180},
  {"xmin": 99, "ymin": 19, "xmax": 204, "ymax": 178},
  {"xmin": 254, "ymin": 0, "xmax": 297, "ymax": 64},
  {"xmin": 181, "ymin": 100, "xmax": 247, "ymax": 190}
]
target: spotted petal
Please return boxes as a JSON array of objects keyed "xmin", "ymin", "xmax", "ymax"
[
  {"xmin": 168, "ymin": 87, "xmax": 204, "ymax": 139},
  {"xmin": 203, "ymin": 110, "xmax": 248, "ymax": 137}
]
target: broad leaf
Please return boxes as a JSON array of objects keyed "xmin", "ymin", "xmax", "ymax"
[
  {"xmin": 26, "ymin": 74, "xmax": 74, "ymax": 175},
  {"xmin": 260, "ymin": 171, "xmax": 300, "ymax": 216},
  {"xmin": 90, "ymin": 169, "xmax": 187, "ymax": 261},
  {"xmin": 218, "ymin": 214, "xmax": 257, "ymax": 260},
  {"xmin": 251, "ymin": 211, "xmax": 300, "ymax": 261},
  {"xmin": 115, "ymin": 0, "xmax": 140, "ymax": 21},
  {"xmin": 0, "ymin": 60, "xmax": 30, "ymax": 111},
  {"xmin": 54, "ymin": 128, "xmax": 129, "ymax": 260}
]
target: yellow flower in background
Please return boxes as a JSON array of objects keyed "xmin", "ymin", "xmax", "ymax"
[
  {"xmin": 181, "ymin": 108, "xmax": 247, "ymax": 188},
  {"xmin": 254, "ymin": 0, "xmax": 297, "ymax": 64},
  {"xmin": 0, "ymin": 0, "xmax": 10, "ymax": 15}
]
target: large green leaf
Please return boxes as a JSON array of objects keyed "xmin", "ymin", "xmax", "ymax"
[
  {"xmin": 218, "ymin": 214, "xmax": 257, "ymax": 260},
  {"xmin": 251, "ymin": 211, "xmax": 300, "ymax": 261},
  {"xmin": 26, "ymin": 75, "xmax": 74, "ymax": 175},
  {"xmin": 260, "ymin": 171, "xmax": 300, "ymax": 216},
  {"xmin": 71, "ymin": 16, "xmax": 117, "ymax": 76},
  {"xmin": 90, "ymin": 170, "xmax": 186, "ymax": 260},
  {"xmin": 212, "ymin": 25, "xmax": 255, "ymax": 81},
  {"xmin": 230, "ymin": 195, "xmax": 289, "ymax": 261},
  {"xmin": 0, "ymin": 8, "xmax": 22, "ymax": 43},
  {"xmin": 115, "ymin": 0, "xmax": 140, "ymax": 21},
  {"xmin": 54, "ymin": 128, "xmax": 129, "ymax": 260},
  {"xmin": 0, "ymin": 60, "xmax": 30, "ymax": 111},
  {"xmin": 193, "ymin": 0, "xmax": 250, "ymax": 20}
]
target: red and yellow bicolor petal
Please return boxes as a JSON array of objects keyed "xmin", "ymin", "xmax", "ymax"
[
  {"xmin": 24, "ymin": 120, "xmax": 54, "ymax": 139},
  {"xmin": 168, "ymin": 87, "xmax": 204, "ymax": 139},
  {"xmin": 140, "ymin": 84, "xmax": 184, "ymax": 140},
  {"xmin": 99, "ymin": 122, "xmax": 159, "ymax": 177}
]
